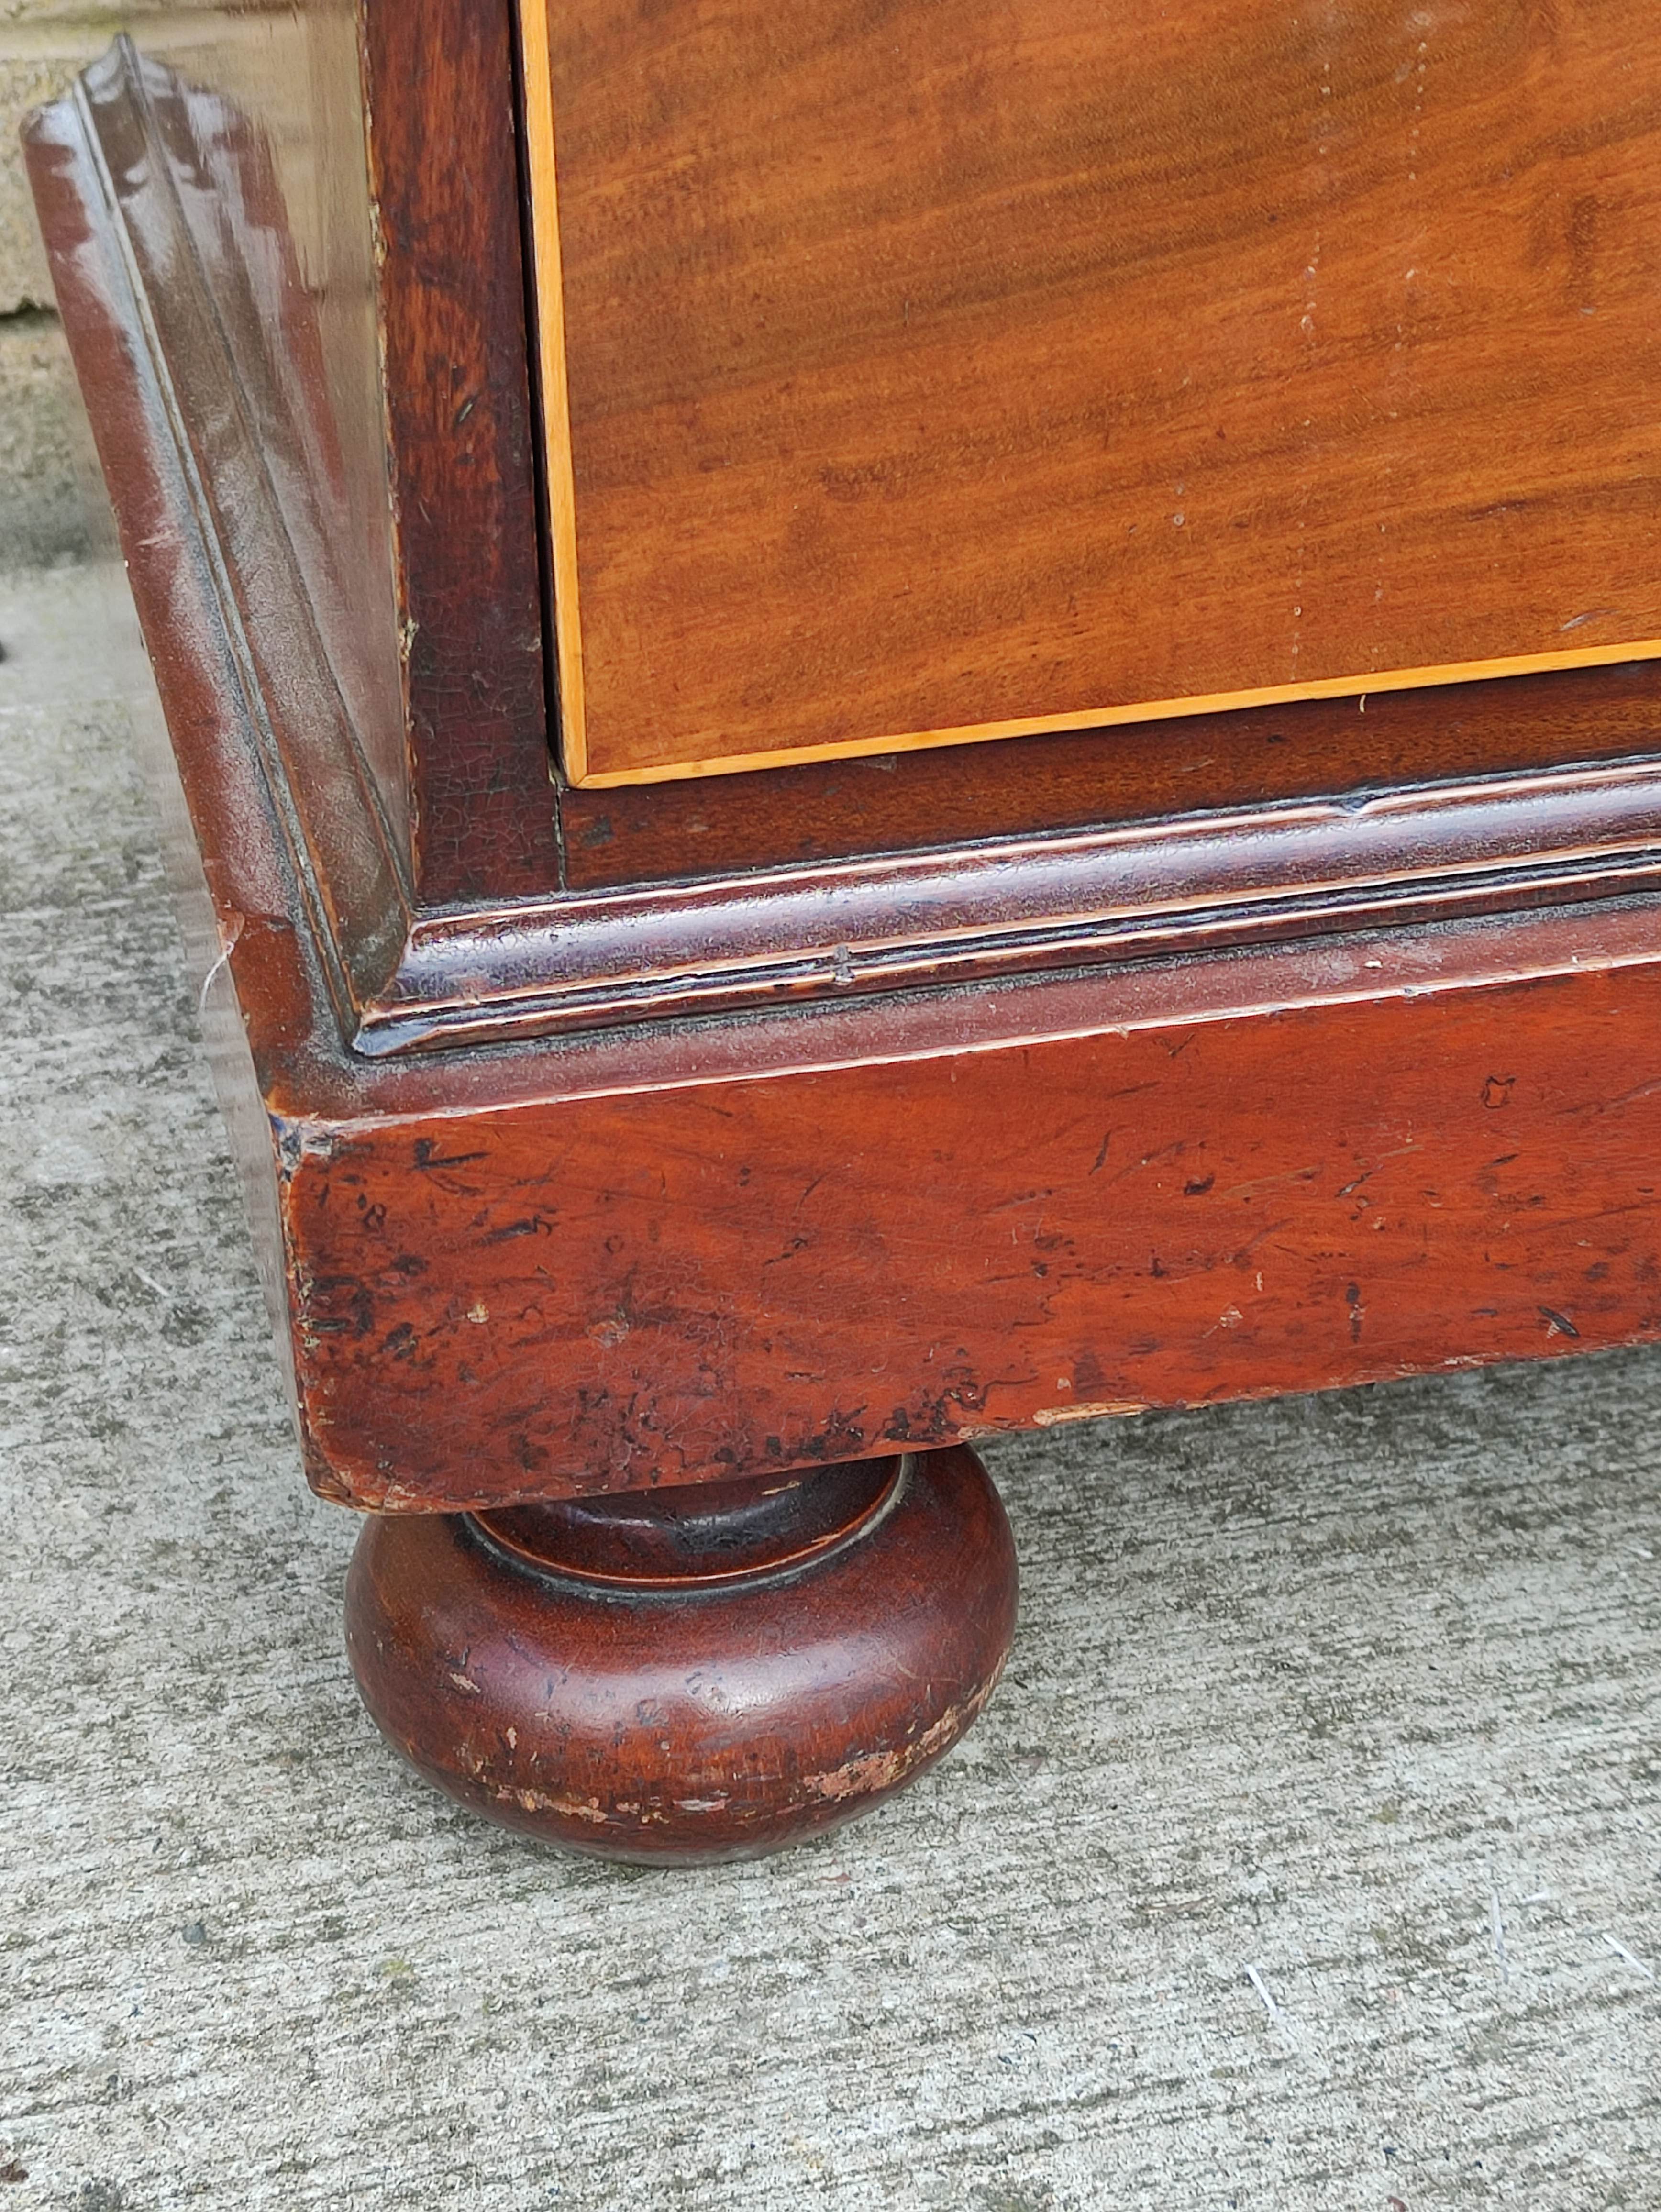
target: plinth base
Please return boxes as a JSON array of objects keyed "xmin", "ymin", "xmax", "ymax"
[{"xmin": 344, "ymin": 1447, "xmax": 1018, "ymax": 1864}]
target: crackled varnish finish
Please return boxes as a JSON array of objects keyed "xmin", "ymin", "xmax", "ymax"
[{"xmin": 347, "ymin": 1451, "xmax": 1018, "ymax": 1862}]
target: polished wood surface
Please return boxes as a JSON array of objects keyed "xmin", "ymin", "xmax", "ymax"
[
  {"xmin": 347, "ymin": 1449, "xmax": 1018, "ymax": 1861},
  {"xmin": 115, "ymin": 5, "xmax": 413, "ymax": 866},
  {"xmin": 361, "ymin": 0, "xmax": 556, "ymax": 897},
  {"xmin": 524, "ymin": 0, "xmax": 1661, "ymax": 785},
  {"xmin": 32, "ymin": 63, "xmax": 1661, "ymax": 1515},
  {"xmin": 43, "ymin": 50, "xmax": 1661, "ymax": 1061},
  {"xmin": 33, "ymin": 23, "xmax": 1661, "ymax": 1859},
  {"xmin": 80, "ymin": 9, "xmax": 557, "ymax": 903},
  {"xmin": 55, "ymin": 26, "xmax": 1661, "ymax": 934},
  {"xmin": 562, "ymin": 657, "xmax": 1661, "ymax": 892},
  {"xmin": 286, "ymin": 917, "xmax": 1661, "ymax": 1506}
]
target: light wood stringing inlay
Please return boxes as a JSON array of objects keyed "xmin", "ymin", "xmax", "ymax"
[{"xmin": 519, "ymin": 0, "xmax": 1661, "ymax": 787}]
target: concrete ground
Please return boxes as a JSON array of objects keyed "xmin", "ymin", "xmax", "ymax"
[{"xmin": 3, "ymin": 562, "xmax": 1661, "ymax": 2211}]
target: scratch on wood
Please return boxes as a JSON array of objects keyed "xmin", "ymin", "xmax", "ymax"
[
  {"xmin": 802, "ymin": 1673, "xmax": 1000, "ymax": 1803},
  {"xmin": 1031, "ymin": 1399, "xmax": 1150, "ymax": 1426}
]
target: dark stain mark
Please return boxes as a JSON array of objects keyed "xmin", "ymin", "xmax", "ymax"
[
  {"xmin": 482, "ymin": 1214, "xmax": 555, "ymax": 1245},
  {"xmin": 512, "ymin": 1432, "xmax": 549, "ymax": 1475},
  {"xmin": 413, "ymin": 1139, "xmax": 488, "ymax": 1170},
  {"xmin": 1345, "ymin": 1281, "xmax": 1363, "ymax": 1341},
  {"xmin": 1184, "ymin": 1173, "xmax": 1215, "ymax": 1197},
  {"xmin": 988, "ymin": 1186, "xmax": 1057, "ymax": 1215},
  {"xmin": 884, "ymin": 1400, "xmax": 959, "ymax": 1446},
  {"xmin": 308, "ymin": 1277, "xmax": 376, "ymax": 1337},
  {"xmin": 1091, "ymin": 1131, "xmax": 1112, "ymax": 1173},
  {"xmin": 797, "ymin": 1406, "xmax": 869, "ymax": 1460},
  {"xmin": 819, "ymin": 457, "xmax": 903, "ymax": 503}
]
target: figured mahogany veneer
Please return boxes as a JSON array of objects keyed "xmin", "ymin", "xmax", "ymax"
[{"xmin": 521, "ymin": 0, "xmax": 1661, "ymax": 784}]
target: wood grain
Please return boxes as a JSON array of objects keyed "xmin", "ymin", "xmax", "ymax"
[
  {"xmin": 354, "ymin": 0, "xmax": 558, "ymax": 896},
  {"xmin": 561, "ymin": 657, "xmax": 1661, "ymax": 891},
  {"xmin": 282, "ymin": 930, "xmax": 1661, "ymax": 1506},
  {"xmin": 35, "ymin": 54, "xmax": 1661, "ymax": 1522},
  {"xmin": 49, "ymin": 56, "xmax": 1661, "ymax": 1066},
  {"xmin": 523, "ymin": 0, "xmax": 1661, "ymax": 784}
]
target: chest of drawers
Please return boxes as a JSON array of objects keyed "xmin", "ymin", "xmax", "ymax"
[{"xmin": 28, "ymin": 0, "xmax": 1661, "ymax": 1861}]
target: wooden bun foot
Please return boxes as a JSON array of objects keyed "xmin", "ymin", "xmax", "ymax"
[{"xmin": 344, "ymin": 1447, "xmax": 1017, "ymax": 1865}]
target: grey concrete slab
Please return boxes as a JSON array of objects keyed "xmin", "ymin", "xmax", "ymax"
[
  {"xmin": 0, "ymin": 316, "xmax": 90, "ymax": 570},
  {"xmin": 2, "ymin": 564, "xmax": 1661, "ymax": 2211}
]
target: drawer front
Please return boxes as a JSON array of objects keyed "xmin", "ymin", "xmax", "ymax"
[{"xmin": 520, "ymin": 0, "xmax": 1661, "ymax": 787}]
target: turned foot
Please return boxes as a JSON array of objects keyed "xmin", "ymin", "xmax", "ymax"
[{"xmin": 344, "ymin": 1447, "xmax": 1018, "ymax": 1865}]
